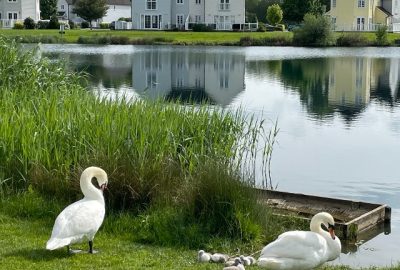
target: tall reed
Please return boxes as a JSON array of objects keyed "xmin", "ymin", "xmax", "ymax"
[{"xmin": 0, "ymin": 37, "xmax": 275, "ymax": 246}]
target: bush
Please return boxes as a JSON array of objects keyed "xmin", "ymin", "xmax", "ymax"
[
  {"xmin": 266, "ymin": 4, "xmax": 283, "ymax": 26},
  {"xmin": 192, "ymin": 24, "xmax": 214, "ymax": 32},
  {"xmin": 239, "ymin": 35, "xmax": 292, "ymax": 46},
  {"xmin": 81, "ymin": 21, "xmax": 89, "ymax": 29},
  {"xmin": 100, "ymin": 22, "xmax": 109, "ymax": 29},
  {"xmin": 375, "ymin": 25, "xmax": 389, "ymax": 46},
  {"xmin": 13, "ymin": 21, "xmax": 24, "ymax": 30},
  {"xmin": 293, "ymin": 13, "xmax": 335, "ymax": 46},
  {"xmin": 23, "ymin": 17, "xmax": 36, "ymax": 29},
  {"xmin": 48, "ymin": 16, "xmax": 60, "ymax": 29},
  {"xmin": 336, "ymin": 32, "xmax": 370, "ymax": 47},
  {"xmin": 68, "ymin": 20, "xmax": 76, "ymax": 29},
  {"xmin": 257, "ymin": 24, "xmax": 266, "ymax": 32},
  {"xmin": 37, "ymin": 20, "xmax": 49, "ymax": 29}
]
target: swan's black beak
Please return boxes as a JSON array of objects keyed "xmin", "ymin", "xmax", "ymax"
[
  {"xmin": 328, "ymin": 224, "xmax": 336, "ymax": 240},
  {"xmin": 100, "ymin": 184, "xmax": 107, "ymax": 192}
]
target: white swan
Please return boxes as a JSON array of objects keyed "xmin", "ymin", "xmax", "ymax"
[
  {"xmin": 46, "ymin": 166, "xmax": 108, "ymax": 253},
  {"xmin": 258, "ymin": 212, "xmax": 341, "ymax": 270}
]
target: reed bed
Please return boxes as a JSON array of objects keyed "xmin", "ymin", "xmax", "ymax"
[{"xmin": 0, "ymin": 37, "xmax": 276, "ymax": 247}]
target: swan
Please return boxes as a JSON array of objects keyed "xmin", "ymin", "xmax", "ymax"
[
  {"xmin": 258, "ymin": 212, "xmax": 341, "ymax": 270},
  {"xmin": 223, "ymin": 258, "xmax": 245, "ymax": 270},
  {"xmin": 46, "ymin": 166, "xmax": 108, "ymax": 254},
  {"xmin": 198, "ymin": 250, "xmax": 211, "ymax": 262}
]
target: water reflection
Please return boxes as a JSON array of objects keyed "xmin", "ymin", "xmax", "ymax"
[
  {"xmin": 247, "ymin": 57, "xmax": 400, "ymax": 123},
  {"xmin": 131, "ymin": 49, "xmax": 245, "ymax": 105}
]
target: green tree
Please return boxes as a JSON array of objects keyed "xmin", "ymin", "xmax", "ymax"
[
  {"xmin": 73, "ymin": 0, "xmax": 109, "ymax": 29},
  {"xmin": 266, "ymin": 4, "xmax": 283, "ymax": 25},
  {"xmin": 40, "ymin": 0, "xmax": 57, "ymax": 19},
  {"xmin": 293, "ymin": 13, "xmax": 334, "ymax": 46},
  {"xmin": 282, "ymin": 0, "xmax": 329, "ymax": 23}
]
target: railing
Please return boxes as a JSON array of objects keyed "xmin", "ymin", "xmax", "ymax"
[
  {"xmin": 0, "ymin": 19, "xmax": 17, "ymax": 29},
  {"xmin": 332, "ymin": 23, "xmax": 393, "ymax": 32}
]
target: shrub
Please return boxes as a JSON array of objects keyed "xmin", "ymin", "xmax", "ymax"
[
  {"xmin": 266, "ymin": 4, "xmax": 283, "ymax": 26},
  {"xmin": 13, "ymin": 21, "xmax": 24, "ymax": 30},
  {"xmin": 100, "ymin": 22, "xmax": 109, "ymax": 29},
  {"xmin": 37, "ymin": 20, "xmax": 49, "ymax": 29},
  {"xmin": 192, "ymin": 24, "xmax": 214, "ymax": 32},
  {"xmin": 68, "ymin": 20, "xmax": 76, "ymax": 29},
  {"xmin": 336, "ymin": 32, "xmax": 370, "ymax": 47},
  {"xmin": 257, "ymin": 24, "xmax": 266, "ymax": 32},
  {"xmin": 239, "ymin": 35, "xmax": 292, "ymax": 46},
  {"xmin": 48, "ymin": 16, "xmax": 60, "ymax": 29},
  {"xmin": 81, "ymin": 21, "xmax": 90, "ymax": 29},
  {"xmin": 293, "ymin": 13, "xmax": 335, "ymax": 46},
  {"xmin": 23, "ymin": 17, "xmax": 36, "ymax": 29},
  {"xmin": 375, "ymin": 25, "xmax": 389, "ymax": 46}
]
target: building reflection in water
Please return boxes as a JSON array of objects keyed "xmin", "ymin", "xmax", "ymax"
[
  {"xmin": 248, "ymin": 56, "xmax": 400, "ymax": 123},
  {"xmin": 132, "ymin": 49, "xmax": 245, "ymax": 106}
]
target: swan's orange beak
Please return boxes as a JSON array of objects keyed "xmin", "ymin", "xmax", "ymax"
[
  {"xmin": 328, "ymin": 227, "xmax": 336, "ymax": 240},
  {"xmin": 100, "ymin": 184, "xmax": 107, "ymax": 191}
]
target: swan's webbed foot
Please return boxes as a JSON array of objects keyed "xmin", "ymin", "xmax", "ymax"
[
  {"xmin": 88, "ymin": 240, "xmax": 98, "ymax": 254},
  {"xmin": 67, "ymin": 245, "xmax": 83, "ymax": 254}
]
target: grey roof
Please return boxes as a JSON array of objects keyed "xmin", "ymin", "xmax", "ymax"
[{"xmin": 65, "ymin": 0, "xmax": 130, "ymax": 6}]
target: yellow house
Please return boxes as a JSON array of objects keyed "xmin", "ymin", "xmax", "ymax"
[{"xmin": 327, "ymin": 0, "xmax": 400, "ymax": 31}]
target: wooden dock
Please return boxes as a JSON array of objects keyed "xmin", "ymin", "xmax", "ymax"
[{"xmin": 257, "ymin": 189, "xmax": 391, "ymax": 241}]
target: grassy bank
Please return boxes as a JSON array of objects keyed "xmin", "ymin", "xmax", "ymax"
[
  {"xmin": 0, "ymin": 29, "xmax": 291, "ymax": 45},
  {"xmin": 1, "ymin": 193, "xmax": 398, "ymax": 270},
  {"xmin": 1, "ymin": 29, "xmax": 400, "ymax": 46}
]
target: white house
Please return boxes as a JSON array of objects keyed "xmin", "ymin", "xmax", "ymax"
[
  {"xmin": 0, "ymin": 0, "xmax": 40, "ymax": 28},
  {"xmin": 131, "ymin": 0, "xmax": 246, "ymax": 30},
  {"xmin": 57, "ymin": 0, "xmax": 131, "ymax": 24}
]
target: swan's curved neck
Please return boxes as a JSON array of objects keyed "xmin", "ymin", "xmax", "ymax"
[
  {"xmin": 310, "ymin": 217, "xmax": 330, "ymax": 239},
  {"xmin": 80, "ymin": 169, "xmax": 104, "ymax": 202}
]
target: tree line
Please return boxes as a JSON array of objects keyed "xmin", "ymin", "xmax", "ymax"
[{"xmin": 246, "ymin": 0, "xmax": 331, "ymax": 23}]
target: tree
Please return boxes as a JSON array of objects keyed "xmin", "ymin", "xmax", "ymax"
[
  {"xmin": 293, "ymin": 13, "xmax": 334, "ymax": 46},
  {"xmin": 266, "ymin": 4, "xmax": 283, "ymax": 25},
  {"xmin": 73, "ymin": 0, "xmax": 109, "ymax": 29},
  {"xmin": 281, "ymin": 0, "xmax": 328, "ymax": 23},
  {"xmin": 40, "ymin": 0, "xmax": 57, "ymax": 20}
]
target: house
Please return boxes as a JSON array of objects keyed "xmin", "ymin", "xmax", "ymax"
[
  {"xmin": 57, "ymin": 0, "xmax": 131, "ymax": 24},
  {"xmin": 0, "ymin": 0, "xmax": 40, "ymax": 28},
  {"xmin": 327, "ymin": 0, "xmax": 400, "ymax": 31},
  {"xmin": 131, "ymin": 0, "xmax": 246, "ymax": 31}
]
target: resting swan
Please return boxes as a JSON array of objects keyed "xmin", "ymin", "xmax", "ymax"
[
  {"xmin": 46, "ymin": 166, "xmax": 108, "ymax": 254},
  {"xmin": 258, "ymin": 212, "xmax": 341, "ymax": 270}
]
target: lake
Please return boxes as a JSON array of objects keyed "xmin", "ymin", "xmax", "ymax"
[{"xmin": 37, "ymin": 44, "xmax": 400, "ymax": 267}]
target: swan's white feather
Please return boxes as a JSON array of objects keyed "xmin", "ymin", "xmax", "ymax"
[
  {"xmin": 258, "ymin": 212, "xmax": 341, "ymax": 270},
  {"xmin": 46, "ymin": 198, "xmax": 105, "ymax": 250},
  {"xmin": 46, "ymin": 166, "xmax": 107, "ymax": 251}
]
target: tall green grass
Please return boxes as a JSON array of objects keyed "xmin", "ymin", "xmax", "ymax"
[{"xmin": 0, "ymin": 37, "xmax": 275, "ymax": 247}]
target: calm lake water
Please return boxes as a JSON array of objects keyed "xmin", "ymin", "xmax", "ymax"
[{"xmin": 38, "ymin": 44, "xmax": 400, "ymax": 267}]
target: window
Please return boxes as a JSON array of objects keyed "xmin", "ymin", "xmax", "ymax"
[
  {"xmin": 219, "ymin": 0, "xmax": 230, "ymax": 10},
  {"xmin": 146, "ymin": 0, "xmax": 156, "ymax": 10},
  {"xmin": 332, "ymin": 0, "xmax": 336, "ymax": 8},
  {"xmin": 331, "ymin": 17, "xmax": 336, "ymax": 24},
  {"xmin": 357, "ymin": 17, "xmax": 365, "ymax": 30},
  {"xmin": 358, "ymin": 0, "xmax": 365, "ymax": 8},
  {"xmin": 7, "ymin": 0, "xmax": 17, "ymax": 2},
  {"xmin": 177, "ymin": 14, "xmax": 184, "ymax": 26},
  {"xmin": 0, "ymin": 13, "xmax": 2, "ymax": 20},
  {"xmin": 177, "ymin": 0, "xmax": 183, "ymax": 3},
  {"xmin": 144, "ymin": 15, "xmax": 161, "ymax": 29},
  {"xmin": 8, "ymin": 12, "xmax": 18, "ymax": 20},
  {"xmin": 195, "ymin": 15, "xmax": 201, "ymax": 23},
  {"xmin": 61, "ymin": 4, "xmax": 65, "ymax": 10},
  {"xmin": 195, "ymin": 0, "xmax": 201, "ymax": 3}
]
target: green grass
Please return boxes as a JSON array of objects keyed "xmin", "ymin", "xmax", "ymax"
[
  {"xmin": 0, "ymin": 193, "xmax": 398, "ymax": 270},
  {"xmin": 0, "ymin": 29, "xmax": 292, "ymax": 45}
]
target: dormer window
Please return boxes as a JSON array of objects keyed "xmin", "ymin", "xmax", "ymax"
[{"xmin": 358, "ymin": 0, "xmax": 365, "ymax": 8}]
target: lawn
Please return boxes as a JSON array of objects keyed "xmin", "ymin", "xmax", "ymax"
[{"xmin": 0, "ymin": 29, "xmax": 291, "ymax": 44}]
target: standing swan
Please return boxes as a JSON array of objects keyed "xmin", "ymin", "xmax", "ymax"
[
  {"xmin": 258, "ymin": 212, "xmax": 341, "ymax": 270},
  {"xmin": 46, "ymin": 167, "xmax": 108, "ymax": 254}
]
